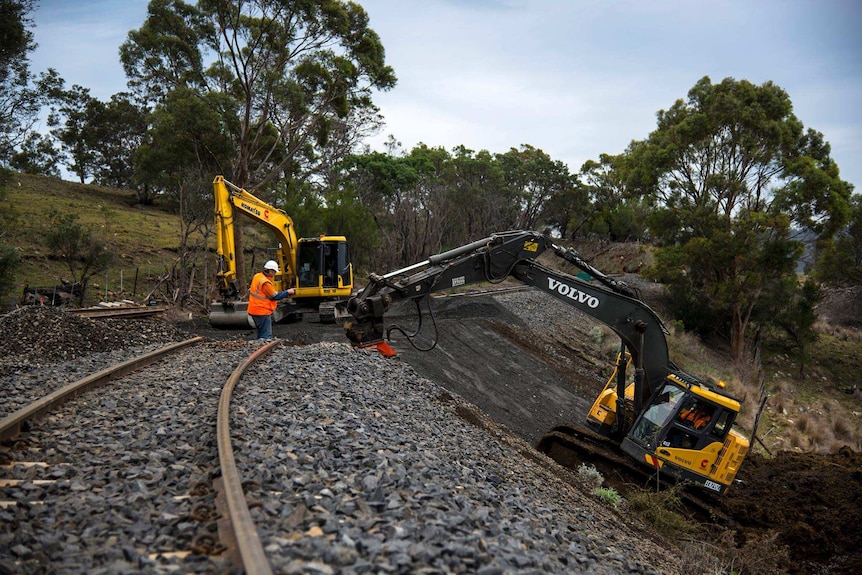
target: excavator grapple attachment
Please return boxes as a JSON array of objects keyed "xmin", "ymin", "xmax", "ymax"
[{"xmin": 344, "ymin": 317, "xmax": 385, "ymax": 345}]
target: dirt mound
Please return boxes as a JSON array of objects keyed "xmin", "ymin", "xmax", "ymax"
[
  {"xmin": 0, "ymin": 306, "xmax": 192, "ymax": 368},
  {"xmin": 720, "ymin": 447, "xmax": 862, "ymax": 574}
]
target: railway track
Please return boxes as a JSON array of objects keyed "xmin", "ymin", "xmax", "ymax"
[{"xmin": 0, "ymin": 337, "xmax": 286, "ymax": 574}]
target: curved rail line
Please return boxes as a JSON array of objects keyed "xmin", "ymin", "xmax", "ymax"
[
  {"xmin": 0, "ymin": 337, "xmax": 203, "ymax": 442},
  {"xmin": 215, "ymin": 339, "xmax": 282, "ymax": 575}
]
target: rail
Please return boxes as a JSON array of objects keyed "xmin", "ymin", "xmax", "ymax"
[
  {"xmin": 0, "ymin": 337, "xmax": 203, "ymax": 441},
  {"xmin": 215, "ymin": 339, "xmax": 282, "ymax": 575}
]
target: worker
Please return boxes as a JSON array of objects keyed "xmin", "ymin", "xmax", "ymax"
[
  {"xmin": 679, "ymin": 403, "xmax": 712, "ymax": 430},
  {"xmin": 247, "ymin": 260, "xmax": 294, "ymax": 339}
]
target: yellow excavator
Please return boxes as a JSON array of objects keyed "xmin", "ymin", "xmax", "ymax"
[
  {"xmin": 344, "ymin": 230, "xmax": 749, "ymax": 495},
  {"xmin": 209, "ymin": 175, "xmax": 353, "ymax": 327}
]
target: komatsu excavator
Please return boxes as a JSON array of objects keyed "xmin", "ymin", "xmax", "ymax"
[
  {"xmin": 344, "ymin": 230, "xmax": 749, "ymax": 495},
  {"xmin": 209, "ymin": 176, "xmax": 353, "ymax": 327}
]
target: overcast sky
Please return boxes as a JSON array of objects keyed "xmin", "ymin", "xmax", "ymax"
[{"xmin": 30, "ymin": 0, "xmax": 862, "ymax": 192}]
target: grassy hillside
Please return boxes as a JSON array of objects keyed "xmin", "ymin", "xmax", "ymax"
[{"xmin": 2, "ymin": 173, "xmax": 192, "ymax": 309}]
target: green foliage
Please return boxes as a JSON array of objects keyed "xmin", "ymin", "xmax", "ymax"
[
  {"xmin": 815, "ymin": 193, "xmax": 862, "ymax": 286},
  {"xmin": 43, "ymin": 210, "xmax": 113, "ymax": 292},
  {"xmin": 627, "ymin": 486, "xmax": 696, "ymax": 538},
  {"xmin": 135, "ymin": 87, "xmax": 230, "ymax": 203},
  {"xmin": 120, "ymin": 0, "xmax": 396, "ymax": 189},
  {"xmin": 0, "ymin": 0, "xmax": 34, "ymax": 74},
  {"xmin": 576, "ymin": 463, "xmax": 605, "ymax": 489},
  {"xmin": 628, "ymin": 76, "xmax": 851, "ymax": 358},
  {"xmin": 10, "ymin": 132, "xmax": 61, "ymax": 176},
  {"xmin": 0, "ymin": 241, "xmax": 19, "ymax": 297},
  {"xmin": 496, "ymin": 144, "xmax": 574, "ymax": 231},
  {"xmin": 0, "ymin": 0, "xmax": 51, "ymax": 165},
  {"xmin": 0, "ymin": 166, "xmax": 21, "ymax": 296},
  {"xmin": 576, "ymin": 152, "xmax": 651, "ymax": 241},
  {"xmin": 767, "ymin": 277, "xmax": 821, "ymax": 374},
  {"xmin": 593, "ymin": 487, "xmax": 622, "ymax": 508},
  {"xmin": 335, "ymin": 143, "xmax": 580, "ymax": 271}
]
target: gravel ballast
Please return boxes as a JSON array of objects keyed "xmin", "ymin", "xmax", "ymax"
[
  {"xmin": 0, "ymin": 306, "xmax": 682, "ymax": 574},
  {"xmin": 234, "ymin": 343, "xmax": 677, "ymax": 574}
]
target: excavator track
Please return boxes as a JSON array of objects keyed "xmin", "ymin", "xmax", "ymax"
[
  {"xmin": 536, "ymin": 423, "xmax": 729, "ymax": 523},
  {"xmin": 537, "ymin": 423, "xmax": 640, "ymax": 483}
]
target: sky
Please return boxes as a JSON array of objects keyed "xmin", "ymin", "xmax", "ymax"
[{"xmin": 30, "ymin": 0, "xmax": 862, "ymax": 192}]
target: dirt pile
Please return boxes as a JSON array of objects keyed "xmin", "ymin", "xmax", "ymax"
[
  {"xmin": 721, "ymin": 447, "xmax": 862, "ymax": 574},
  {"xmin": 0, "ymin": 306, "xmax": 191, "ymax": 369}
]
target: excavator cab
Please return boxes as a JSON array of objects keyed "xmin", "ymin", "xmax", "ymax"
[
  {"xmin": 295, "ymin": 237, "xmax": 352, "ymax": 291},
  {"xmin": 620, "ymin": 374, "xmax": 749, "ymax": 494}
]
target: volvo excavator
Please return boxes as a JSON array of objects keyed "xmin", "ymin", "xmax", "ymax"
[
  {"xmin": 209, "ymin": 176, "xmax": 353, "ymax": 327},
  {"xmin": 344, "ymin": 230, "xmax": 749, "ymax": 496}
]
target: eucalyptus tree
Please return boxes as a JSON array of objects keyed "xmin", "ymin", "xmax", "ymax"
[
  {"xmin": 0, "ymin": 0, "xmax": 54, "ymax": 165},
  {"xmin": 496, "ymin": 144, "xmax": 574, "ymax": 232},
  {"xmin": 121, "ymin": 0, "xmax": 394, "ymax": 188},
  {"xmin": 576, "ymin": 151, "xmax": 649, "ymax": 241},
  {"xmin": 815, "ymin": 193, "xmax": 862, "ymax": 286},
  {"xmin": 335, "ymin": 150, "xmax": 416, "ymax": 270},
  {"xmin": 446, "ymin": 145, "xmax": 516, "ymax": 242},
  {"xmin": 47, "ymin": 84, "xmax": 102, "ymax": 183},
  {"xmin": 632, "ymin": 76, "xmax": 852, "ymax": 359},
  {"xmin": 121, "ymin": 0, "xmax": 395, "ymax": 287}
]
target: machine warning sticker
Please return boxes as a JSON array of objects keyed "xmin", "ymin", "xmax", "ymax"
[
  {"xmin": 452, "ymin": 276, "xmax": 466, "ymax": 287},
  {"xmin": 523, "ymin": 241, "xmax": 539, "ymax": 252}
]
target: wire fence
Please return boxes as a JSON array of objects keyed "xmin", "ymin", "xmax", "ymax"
[{"xmin": 17, "ymin": 260, "xmax": 214, "ymax": 313}]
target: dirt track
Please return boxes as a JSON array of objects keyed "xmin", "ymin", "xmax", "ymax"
[{"xmin": 200, "ymin": 290, "xmax": 861, "ymax": 574}]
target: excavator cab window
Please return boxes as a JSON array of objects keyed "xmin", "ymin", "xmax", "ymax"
[
  {"xmin": 630, "ymin": 382, "xmax": 685, "ymax": 446},
  {"xmin": 322, "ymin": 242, "xmax": 339, "ymax": 287},
  {"xmin": 676, "ymin": 399, "xmax": 715, "ymax": 432},
  {"xmin": 297, "ymin": 243, "xmax": 320, "ymax": 288},
  {"xmin": 710, "ymin": 409, "xmax": 733, "ymax": 438},
  {"xmin": 337, "ymin": 241, "xmax": 351, "ymax": 287}
]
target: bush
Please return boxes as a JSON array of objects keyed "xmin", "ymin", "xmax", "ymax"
[
  {"xmin": 577, "ymin": 463, "xmax": 604, "ymax": 489},
  {"xmin": 593, "ymin": 487, "xmax": 622, "ymax": 508},
  {"xmin": 0, "ymin": 242, "xmax": 21, "ymax": 298},
  {"xmin": 627, "ymin": 486, "xmax": 696, "ymax": 538}
]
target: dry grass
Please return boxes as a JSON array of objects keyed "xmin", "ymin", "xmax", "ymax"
[
  {"xmin": 814, "ymin": 319, "xmax": 862, "ymax": 342},
  {"xmin": 626, "ymin": 486, "xmax": 696, "ymax": 539}
]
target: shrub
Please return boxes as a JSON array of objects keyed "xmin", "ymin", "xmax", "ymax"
[
  {"xmin": 627, "ymin": 486, "xmax": 696, "ymax": 538},
  {"xmin": 577, "ymin": 463, "xmax": 604, "ymax": 489},
  {"xmin": 593, "ymin": 487, "xmax": 622, "ymax": 508}
]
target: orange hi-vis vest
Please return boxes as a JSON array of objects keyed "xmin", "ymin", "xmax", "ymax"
[{"xmin": 247, "ymin": 272, "xmax": 277, "ymax": 315}]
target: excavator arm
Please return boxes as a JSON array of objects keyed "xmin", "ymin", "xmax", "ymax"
[
  {"xmin": 213, "ymin": 175, "xmax": 298, "ymax": 298},
  {"xmin": 347, "ymin": 230, "xmax": 751, "ymax": 495},
  {"xmin": 345, "ymin": 230, "xmax": 670, "ymax": 409}
]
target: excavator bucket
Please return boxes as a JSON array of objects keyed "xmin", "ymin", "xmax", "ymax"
[
  {"xmin": 344, "ymin": 317, "xmax": 399, "ymax": 356},
  {"xmin": 209, "ymin": 301, "xmax": 253, "ymax": 328}
]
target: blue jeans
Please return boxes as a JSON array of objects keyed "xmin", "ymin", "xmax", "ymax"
[{"xmin": 251, "ymin": 314, "xmax": 272, "ymax": 339}]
